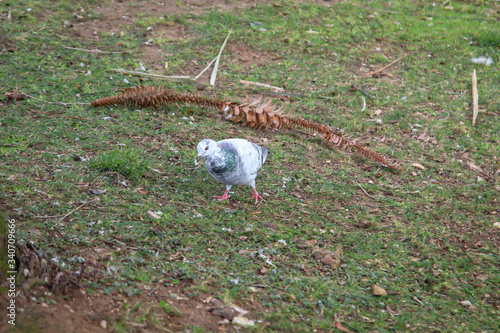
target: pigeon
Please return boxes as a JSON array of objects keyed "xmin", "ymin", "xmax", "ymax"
[{"xmin": 196, "ymin": 138, "xmax": 268, "ymax": 204}]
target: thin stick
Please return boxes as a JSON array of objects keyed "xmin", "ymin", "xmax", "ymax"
[
  {"xmin": 20, "ymin": 91, "xmax": 90, "ymax": 106},
  {"xmin": 63, "ymin": 46, "xmax": 128, "ymax": 54},
  {"xmin": 355, "ymin": 181, "xmax": 375, "ymax": 198},
  {"xmin": 240, "ymin": 80, "xmax": 285, "ymax": 92},
  {"xmin": 26, "ymin": 108, "xmax": 90, "ymax": 120},
  {"xmin": 365, "ymin": 55, "xmax": 407, "ymax": 78},
  {"xmin": 56, "ymin": 199, "xmax": 96, "ymax": 226},
  {"xmin": 471, "ymin": 69, "xmax": 478, "ymax": 126},
  {"xmin": 351, "ymin": 83, "xmax": 374, "ymax": 99},
  {"xmin": 210, "ymin": 29, "xmax": 232, "ymax": 86},
  {"xmin": 110, "ymin": 68, "xmax": 190, "ymax": 80},
  {"xmin": 416, "ymin": 80, "xmax": 446, "ymax": 91},
  {"xmin": 34, "ymin": 214, "xmax": 65, "ymax": 219},
  {"xmin": 194, "ymin": 56, "xmax": 217, "ymax": 80}
]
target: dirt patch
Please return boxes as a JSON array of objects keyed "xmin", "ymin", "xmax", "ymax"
[
  {"xmin": 72, "ymin": 0, "xmax": 281, "ymax": 42},
  {"xmin": 11, "ymin": 283, "xmax": 237, "ymax": 333},
  {"xmin": 4, "ymin": 241, "xmax": 259, "ymax": 333}
]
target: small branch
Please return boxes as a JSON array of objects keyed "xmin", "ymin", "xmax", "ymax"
[
  {"xmin": 416, "ymin": 80, "xmax": 446, "ymax": 92},
  {"xmin": 194, "ymin": 56, "xmax": 217, "ymax": 81},
  {"xmin": 365, "ymin": 55, "xmax": 407, "ymax": 78},
  {"xmin": 210, "ymin": 29, "xmax": 232, "ymax": 86},
  {"xmin": 34, "ymin": 215, "xmax": 64, "ymax": 219},
  {"xmin": 355, "ymin": 181, "xmax": 375, "ymax": 199},
  {"xmin": 55, "ymin": 199, "xmax": 97, "ymax": 226},
  {"xmin": 20, "ymin": 91, "xmax": 90, "ymax": 106},
  {"xmin": 110, "ymin": 68, "xmax": 190, "ymax": 80},
  {"xmin": 471, "ymin": 69, "xmax": 478, "ymax": 126},
  {"xmin": 63, "ymin": 46, "xmax": 129, "ymax": 54},
  {"xmin": 26, "ymin": 108, "xmax": 90, "ymax": 120},
  {"xmin": 350, "ymin": 83, "xmax": 374, "ymax": 99},
  {"xmin": 240, "ymin": 80, "xmax": 285, "ymax": 92}
]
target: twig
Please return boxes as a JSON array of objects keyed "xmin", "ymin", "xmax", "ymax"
[
  {"xmin": 34, "ymin": 214, "xmax": 65, "ymax": 219},
  {"xmin": 55, "ymin": 199, "xmax": 96, "ymax": 226},
  {"xmin": 471, "ymin": 69, "xmax": 478, "ymax": 126},
  {"xmin": 240, "ymin": 80, "xmax": 285, "ymax": 92},
  {"xmin": 25, "ymin": 107, "xmax": 90, "ymax": 120},
  {"xmin": 20, "ymin": 91, "xmax": 91, "ymax": 106},
  {"xmin": 110, "ymin": 68, "xmax": 190, "ymax": 80},
  {"xmin": 63, "ymin": 46, "xmax": 128, "ymax": 54},
  {"xmin": 355, "ymin": 181, "xmax": 375, "ymax": 198},
  {"xmin": 194, "ymin": 56, "xmax": 217, "ymax": 81},
  {"xmin": 350, "ymin": 83, "xmax": 374, "ymax": 99},
  {"xmin": 416, "ymin": 80, "xmax": 446, "ymax": 92},
  {"xmin": 360, "ymin": 97, "xmax": 366, "ymax": 112},
  {"xmin": 210, "ymin": 29, "xmax": 232, "ymax": 86},
  {"xmin": 365, "ymin": 55, "xmax": 407, "ymax": 78}
]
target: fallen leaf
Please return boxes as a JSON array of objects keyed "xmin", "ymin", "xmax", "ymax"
[
  {"xmin": 335, "ymin": 322, "xmax": 354, "ymax": 333},
  {"xmin": 467, "ymin": 162, "xmax": 484, "ymax": 173},
  {"xmin": 475, "ymin": 274, "xmax": 488, "ymax": 282},
  {"xmin": 147, "ymin": 210, "xmax": 161, "ymax": 219},
  {"xmin": 305, "ymin": 239, "xmax": 317, "ymax": 247},
  {"xmin": 373, "ymin": 284, "xmax": 388, "ymax": 296},
  {"xmin": 412, "ymin": 163, "xmax": 425, "ymax": 170},
  {"xmin": 417, "ymin": 132, "xmax": 427, "ymax": 141},
  {"xmin": 355, "ymin": 221, "xmax": 373, "ymax": 229},
  {"xmin": 458, "ymin": 300, "xmax": 472, "ymax": 306}
]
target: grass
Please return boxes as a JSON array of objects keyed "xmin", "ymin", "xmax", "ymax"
[
  {"xmin": 89, "ymin": 148, "xmax": 149, "ymax": 180},
  {"xmin": 0, "ymin": 0, "xmax": 499, "ymax": 332}
]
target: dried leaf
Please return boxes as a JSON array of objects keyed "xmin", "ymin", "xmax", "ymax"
[
  {"xmin": 373, "ymin": 284, "xmax": 387, "ymax": 296},
  {"xmin": 335, "ymin": 322, "xmax": 354, "ymax": 333},
  {"xmin": 147, "ymin": 210, "xmax": 161, "ymax": 219},
  {"xmin": 412, "ymin": 163, "xmax": 425, "ymax": 170}
]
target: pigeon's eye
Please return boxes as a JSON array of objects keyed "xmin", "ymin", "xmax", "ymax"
[{"xmin": 205, "ymin": 147, "xmax": 209, "ymax": 150}]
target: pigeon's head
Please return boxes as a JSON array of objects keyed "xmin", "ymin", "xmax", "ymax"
[{"xmin": 196, "ymin": 139, "xmax": 217, "ymax": 162}]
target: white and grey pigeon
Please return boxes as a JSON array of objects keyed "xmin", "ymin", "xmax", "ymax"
[{"xmin": 196, "ymin": 138, "xmax": 268, "ymax": 204}]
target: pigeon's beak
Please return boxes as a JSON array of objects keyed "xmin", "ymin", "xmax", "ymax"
[{"xmin": 195, "ymin": 154, "xmax": 204, "ymax": 164}]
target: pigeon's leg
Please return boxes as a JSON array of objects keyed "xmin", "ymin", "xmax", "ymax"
[
  {"xmin": 214, "ymin": 185, "xmax": 232, "ymax": 201},
  {"xmin": 251, "ymin": 188, "xmax": 266, "ymax": 204}
]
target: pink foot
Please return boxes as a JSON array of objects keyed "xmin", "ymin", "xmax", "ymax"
[
  {"xmin": 214, "ymin": 190, "xmax": 230, "ymax": 202},
  {"xmin": 251, "ymin": 188, "xmax": 266, "ymax": 204}
]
